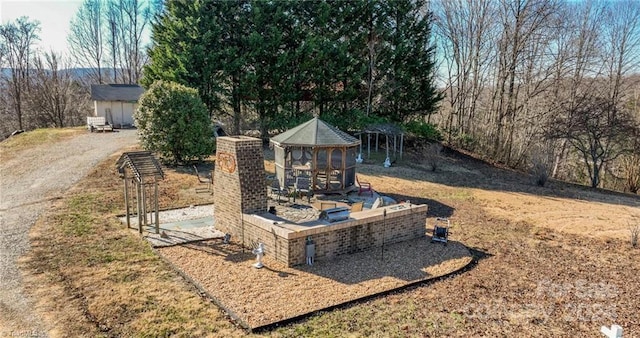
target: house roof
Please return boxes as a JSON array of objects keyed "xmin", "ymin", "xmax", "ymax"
[
  {"xmin": 91, "ymin": 84, "xmax": 144, "ymax": 102},
  {"xmin": 270, "ymin": 117, "xmax": 360, "ymax": 147}
]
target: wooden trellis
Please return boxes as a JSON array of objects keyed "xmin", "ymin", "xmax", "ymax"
[{"xmin": 116, "ymin": 151, "xmax": 164, "ymax": 234}]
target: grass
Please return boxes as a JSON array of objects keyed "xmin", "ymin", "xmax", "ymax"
[
  {"xmin": 15, "ymin": 132, "xmax": 640, "ymax": 337},
  {"xmin": 21, "ymin": 152, "xmax": 240, "ymax": 337},
  {"xmin": 0, "ymin": 127, "xmax": 85, "ymax": 158}
]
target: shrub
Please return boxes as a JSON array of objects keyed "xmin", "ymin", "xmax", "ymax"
[
  {"xmin": 405, "ymin": 120, "xmax": 442, "ymax": 142},
  {"xmin": 424, "ymin": 142, "xmax": 444, "ymax": 171},
  {"xmin": 135, "ymin": 81, "xmax": 214, "ymax": 164},
  {"xmin": 631, "ymin": 224, "xmax": 639, "ymax": 248},
  {"xmin": 529, "ymin": 147, "xmax": 553, "ymax": 187}
]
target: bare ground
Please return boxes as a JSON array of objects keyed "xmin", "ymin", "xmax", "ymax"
[
  {"xmin": 4, "ymin": 130, "xmax": 640, "ymax": 337},
  {"xmin": 0, "ymin": 129, "xmax": 138, "ymax": 337},
  {"xmin": 158, "ymin": 238, "xmax": 471, "ymax": 329}
]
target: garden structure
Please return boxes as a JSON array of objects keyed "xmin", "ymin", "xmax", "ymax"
[
  {"xmin": 116, "ymin": 151, "xmax": 165, "ymax": 234},
  {"xmin": 270, "ymin": 117, "xmax": 360, "ymax": 194},
  {"xmin": 213, "ymin": 136, "xmax": 428, "ymax": 267}
]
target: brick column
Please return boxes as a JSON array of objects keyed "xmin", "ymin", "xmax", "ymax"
[{"xmin": 213, "ymin": 136, "xmax": 267, "ymax": 244}]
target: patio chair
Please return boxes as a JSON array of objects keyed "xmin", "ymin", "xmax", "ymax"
[
  {"xmin": 270, "ymin": 179, "xmax": 289, "ymax": 204},
  {"xmin": 356, "ymin": 175, "xmax": 373, "ymax": 196},
  {"xmin": 193, "ymin": 165, "xmax": 212, "ymax": 194},
  {"xmin": 294, "ymin": 176, "xmax": 312, "ymax": 203}
]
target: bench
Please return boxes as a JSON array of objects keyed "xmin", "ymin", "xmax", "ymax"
[{"xmin": 87, "ymin": 116, "xmax": 113, "ymax": 132}]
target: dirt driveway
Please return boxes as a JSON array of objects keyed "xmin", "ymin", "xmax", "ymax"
[{"xmin": 0, "ymin": 129, "xmax": 138, "ymax": 337}]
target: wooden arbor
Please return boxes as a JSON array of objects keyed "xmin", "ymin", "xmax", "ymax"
[
  {"xmin": 359, "ymin": 123, "xmax": 405, "ymax": 162},
  {"xmin": 271, "ymin": 118, "xmax": 360, "ymax": 194},
  {"xmin": 116, "ymin": 151, "xmax": 164, "ymax": 234}
]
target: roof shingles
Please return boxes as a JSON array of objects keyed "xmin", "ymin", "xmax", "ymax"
[
  {"xmin": 91, "ymin": 84, "xmax": 144, "ymax": 102},
  {"xmin": 270, "ymin": 118, "xmax": 359, "ymax": 147}
]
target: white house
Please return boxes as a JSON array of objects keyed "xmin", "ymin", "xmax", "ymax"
[{"xmin": 90, "ymin": 84, "xmax": 145, "ymax": 128}]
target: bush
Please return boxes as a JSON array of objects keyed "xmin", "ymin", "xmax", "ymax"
[
  {"xmin": 631, "ymin": 224, "xmax": 639, "ymax": 248},
  {"xmin": 134, "ymin": 81, "xmax": 214, "ymax": 164},
  {"xmin": 529, "ymin": 147, "xmax": 553, "ymax": 187},
  {"xmin": 424, "ymin": 143, "xmax": 443, "ymax": 171},
  {"xmin": 404, "ymin": 120, "xmax": 442, "ymax": 142}
]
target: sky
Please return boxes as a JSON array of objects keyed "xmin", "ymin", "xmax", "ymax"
[{"xmin": 0, "ymin": 0, "xmax": 85, "ymax": 57}]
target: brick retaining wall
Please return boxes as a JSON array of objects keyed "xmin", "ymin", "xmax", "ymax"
[{"xmin": 244, "ymin": 204, "xmax": 428, "ymax": 266}]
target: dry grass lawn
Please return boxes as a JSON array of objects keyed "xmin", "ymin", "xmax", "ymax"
[{"xmin": 15, "ymin": 132, "xmax": 640, "ymax": 337}]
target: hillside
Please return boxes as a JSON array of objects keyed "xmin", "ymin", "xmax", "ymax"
[{"xmin": 2, "ymin": 129, "xmax": 638, "ymax": 336}]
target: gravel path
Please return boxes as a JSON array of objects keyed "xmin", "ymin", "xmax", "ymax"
[{"xmin": 0, "ymin": 129, "xmax": 138, "ymax": 337}]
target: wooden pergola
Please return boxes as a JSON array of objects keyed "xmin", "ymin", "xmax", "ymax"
[
  {"xmin": 270, "ymin": 118, "xmax": 360, "ymax": 194},
  {"xmin": 116, "ymin": 151, "xmax": 164, "ymax": 234},
  {"xmin": 358, "ymin": 123, "xmax": 405, "ymax": 162}
]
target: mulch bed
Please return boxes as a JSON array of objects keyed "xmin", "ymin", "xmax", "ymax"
[{"xmin": 157, "ymin": 236, "xmax": 472, "ymax": 329}]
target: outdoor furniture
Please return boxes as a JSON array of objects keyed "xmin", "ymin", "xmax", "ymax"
[
  {"xmin": 370, "ymin": 197, "xmax": 383, "ymax": 209},
  {"xmin": 320, "ymin": 202, "xmax": 337, "ymax": 210},
  {"xmin": 294, "ymin": 176, "xmax": 312, "ymax": 203},
  {"xmin": 270, "ymin": 179, "xmax": 289, "ymax": 204},
  {"xmin": 193, "ymin": 165, "xmax": 212, "ymax": 194},
  {"xmin": 87, "ymin": 116, "xmax": 113, "ymax": 132},
  {"xmin": 350, "ymin": 201, "xmax": 364, "ymax": 212},
  {"xmin": 356, "ymin": 175, "xmax": 373, "ymax": 196}
]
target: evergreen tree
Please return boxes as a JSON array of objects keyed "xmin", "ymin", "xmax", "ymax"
[
  {"xmin": 134, "ymin": 80, "xmax": 214, "ymax": 164},
  {"xmin": 377, "ymin": 0, "xmax": 442, "ymax": 123},
  {"xmin": 142, "ymin": 0, "xmax": 225, "ymax": 118}
]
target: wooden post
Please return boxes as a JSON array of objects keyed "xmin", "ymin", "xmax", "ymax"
[
  {"xmin": 400, "ymin": 133, "xmax": 404, "ymax": 159},
  {"xmin": 136, "ymin": 182, "xmax": 142, "ymax": 234},
  {"xmin": 141, "ymin": 180, "xmax": 147, "ymax": 227},
  {"xmin": 124, "ymin": 171, "xmax": 130, "ymax": 228},
  {"xmin": 393, "ymin": 134, "xmax": 397, "ymax": 158},
  {"xmin": 376, "ymin": 132, "xmax": 379, "ymax": 152},
  {"xmin": 367, "ymin": 133, "xmax": 371, "ymax": 158},
  {"xmin": 154, "ymin": 182, "xmax": 160, "ymax": 234}
]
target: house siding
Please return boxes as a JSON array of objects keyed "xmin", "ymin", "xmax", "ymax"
[{"xmin": 94, "ymin": 101, "xmax": 137, "ymax": 128}]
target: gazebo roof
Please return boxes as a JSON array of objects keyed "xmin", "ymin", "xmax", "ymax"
[{"xmin": 270, "ymin": 117, "xmax": 360, "ymax": 147}]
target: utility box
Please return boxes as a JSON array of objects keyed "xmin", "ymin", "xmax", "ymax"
[
  {"xmin": 319, "ymin": 207, "xmax": 350, "ymax": 223},
  {"xmin": 305, "ymin": 237, "xmax": 316, "ymax": 265}
]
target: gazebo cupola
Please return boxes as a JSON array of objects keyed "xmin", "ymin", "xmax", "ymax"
[{"xmin": 270, "ymin": 118, "xmax": 360, "ymax": 194}]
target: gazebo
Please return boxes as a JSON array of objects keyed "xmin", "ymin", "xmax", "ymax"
[{"xmin": 270, "ymin": 118, "xmax": 360, "ymax": 194}]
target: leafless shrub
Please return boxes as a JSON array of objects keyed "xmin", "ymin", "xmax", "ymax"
[
  {"xmin": 424, "ymin": 143, "xmax": 443, "ymax": 172},
  {"xmin": 621, "ymin": 153, "xmax": 640, "ymax": 194},
  {"xmin": 631, "ymin": 223, "xmax": 639, "ymax": 248},
  {"xmin": 529, "ymin": 148, "xmax": 553, "ymax": 187}
]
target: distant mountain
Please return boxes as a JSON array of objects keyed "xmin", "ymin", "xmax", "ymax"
[{"xmin": 1, "ymin": 67, "xmax": 124, "ymax": 82}]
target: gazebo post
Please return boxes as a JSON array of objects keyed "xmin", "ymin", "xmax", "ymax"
[
  {"xmin": 376, "ymin": 132, "xmax": 379, "ymax": 152},
  {"xmin": 367, "ymin": 133, "xmax": 371, "ymax": 158},
  {"xmin": 400, "ymin": 133, "xmax": 404, "ymax": 159},
  {"xmin": 124, "ymin": 170, "xmax": 130, "ymax": 228}
]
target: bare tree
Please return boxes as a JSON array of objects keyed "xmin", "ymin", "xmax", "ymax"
[
  {"xmin": 0, "ymin": 17, "xmax": 40, "ymax": 130},
  {"xmin": 547, "ymin": 95, "xmax": 636, "ymax": 188},
  {"xmin": 28, "ymin": 52, "xmax": 89, "ymax": 128},
  {"xmin": 601, "ymin": 1, "xmax": 640, "ymax": 104},
  {"xmin": 101, "ymin": 0, "xmax": 150, "ymax": 84},
  {"xmin": 105, "ymin": 0, "xmax": 121, "ymax": 83},
  {"xmin": 434, "ymin": 0, "xmax": 497, "ymax": 145},
  {"xmin": 68, "ymin": 0, "xmax": 105, "ymax": 84}
]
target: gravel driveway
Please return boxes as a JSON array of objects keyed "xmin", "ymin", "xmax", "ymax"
[{"xmin": 0, "ymin": 129, "xmax": 138, "ymax": 337}]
